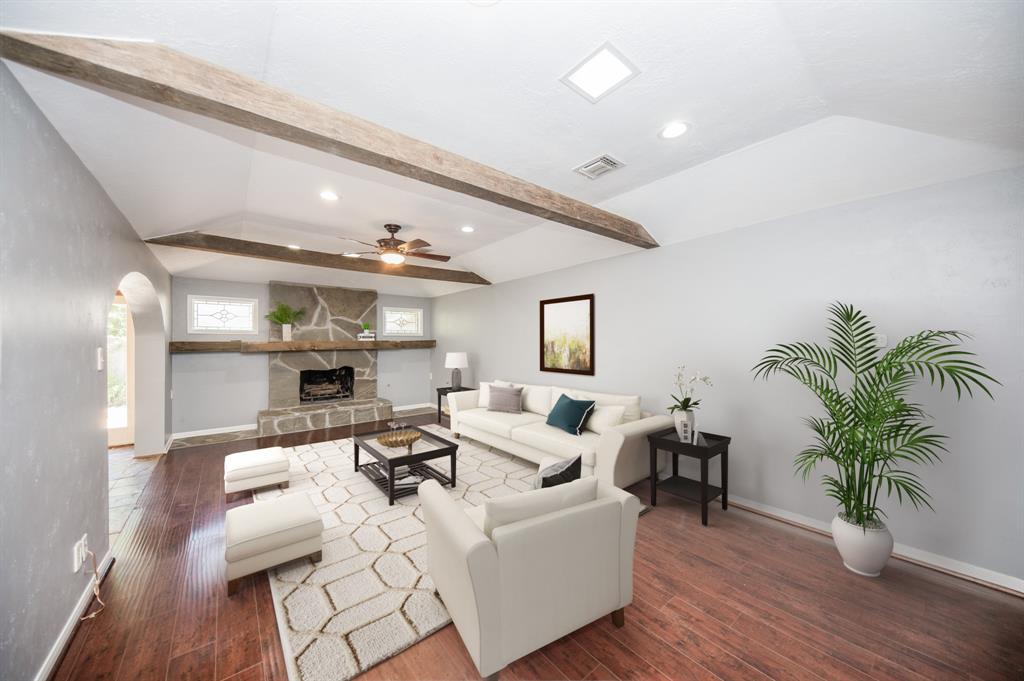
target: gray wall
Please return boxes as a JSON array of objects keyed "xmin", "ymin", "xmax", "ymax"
[
  {"xmin": 170, "ymin": 282, "xmax": 435, "ymax": 433},
  {"xmin": 170, "ymin": 277, "xmax": 270, "ymax": 433},
  {"xmin": 378, "ymin": 294, "xmax": 434, "ymax": 407},
  {"xmin": 431, "ymin": 167, "xmax": 1024, "ymax": 580},
  {"xmin": 0, "ymin": 66, "xmax": 171, "ymax": 681}
]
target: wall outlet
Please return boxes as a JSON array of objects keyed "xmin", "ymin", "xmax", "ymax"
[
  {"xmin": 73, "ymin": 534, "xmax": 88, "ymax": 573},
  {"xmin": 95, "ymin": 347, "xmax": 105, "ymax": 372},
  {"xmin": 875, "ymin": 333, "xmax": 888, "ymax": 347}
]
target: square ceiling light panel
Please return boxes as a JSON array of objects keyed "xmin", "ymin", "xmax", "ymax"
[{"xmin": 561, "ymin": 42, "xmax": 640, "ymax": 103}]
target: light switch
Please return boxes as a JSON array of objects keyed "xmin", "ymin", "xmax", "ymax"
[
  {"xmin": 96, "ymin": 346, "xmax": 105, "ymax": 372},
  {"xmin": 875, "ymin": 333, "xmax": 888, "ymax": 347}
]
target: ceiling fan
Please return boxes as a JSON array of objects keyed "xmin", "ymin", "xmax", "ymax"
[{"xmin": 337, "ymin": 224, "xmax": 451, "ymax": 264}]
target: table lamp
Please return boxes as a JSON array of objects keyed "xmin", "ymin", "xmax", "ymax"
[{"xmin": 445, "ymin": 352, "xmax": 469, "ymax": 389}]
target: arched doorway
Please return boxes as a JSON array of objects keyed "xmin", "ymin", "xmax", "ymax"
[{"xmin": 107, "ymin": 272, "xmax": 167, "ymax": 545}]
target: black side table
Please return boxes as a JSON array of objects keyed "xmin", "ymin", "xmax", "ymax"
[
  {"xmin": 436, "ymin": 386, "xmax": 473, "ymax": 423},
  {"xmin": 648, "ymin": 427, "xmax": 731, "ymax": 526}
]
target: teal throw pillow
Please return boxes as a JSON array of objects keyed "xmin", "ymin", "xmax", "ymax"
[{"xmin": 546, "ymin": 394, "xmax": 596, "ymax": 436}]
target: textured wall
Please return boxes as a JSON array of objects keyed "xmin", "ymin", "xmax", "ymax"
[
  {"xmin": 0, "ymin": 65, "xmax": 171, "ymax": 681},
  {"xmin": 431, "ymin": 167, "xmax": 1024, "ymax": 580}
]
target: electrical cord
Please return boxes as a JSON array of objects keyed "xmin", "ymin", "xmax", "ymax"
[{"xmin": 79, "ymin": 549, "xmax": 106, "ymax": 621}]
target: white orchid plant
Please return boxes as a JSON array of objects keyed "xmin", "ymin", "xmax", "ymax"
[{"xmin": 669, "ymin": 365, "xmax": 712, "ymax": 413}]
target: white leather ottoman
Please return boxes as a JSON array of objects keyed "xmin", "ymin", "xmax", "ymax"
[
  {"xmin": 224, "ymin": 492, "xmax": 323, "ymax": 595},
  {"xmin": 224, "ymin": 446, "xmax": 290, "ymax": 494}
]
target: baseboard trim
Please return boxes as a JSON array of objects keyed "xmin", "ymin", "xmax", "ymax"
[
  {"xmin": 35, "ymin": 550, "xmax": 115, "ymax": 681},
  {"xmin": 393, "ymin": 402, "xmax": 433, "ymax": 411},
  {"xmin": 729, "ymin": 496, "xmax": 1024, "ymax": 598},
  {"xmin": 171, "ymin": 423, "xmax": 257, "ymax": 439},
  {"xmin": 163, "ymin": 434, "xmax": 174, "ymax": 453}
]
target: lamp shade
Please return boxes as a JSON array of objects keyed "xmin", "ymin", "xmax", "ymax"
[{"xmin": 445, "ymin": 352, "xmax": 469, "ymax": 369}]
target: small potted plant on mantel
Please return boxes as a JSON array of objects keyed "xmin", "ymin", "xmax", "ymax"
[
  {"xmin": 265, "ymin": 303, "xmax": 306, "ymax": 342},
  {"xmin": 668, "ymin": 365, "xmax": 712, "ymax": 442},
  {"xmin": 357, "ymin": 322, "xmax": 376, "ymax": 341},
  {"xmin": 754, "ymin": 302, "xmax": 997, "ymax": 577}
]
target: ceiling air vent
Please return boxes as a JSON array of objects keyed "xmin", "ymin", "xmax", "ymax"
[{"xmin": 573, "ymin": 154, "xmax": 625, "ymax": 180}]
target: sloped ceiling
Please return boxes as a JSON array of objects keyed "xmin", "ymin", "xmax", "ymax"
[{"xmin": 1, "ymin": 0, "xmax": 1021, "ymax": 296}]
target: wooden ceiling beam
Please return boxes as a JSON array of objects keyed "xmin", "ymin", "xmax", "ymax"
[
  {"xmin": 0, "ymin": 31, "xmax": 660, "ymax": 249},
  {"xmin": 146, "ymin": 232, "xmax": 491, "ymax": 285}
]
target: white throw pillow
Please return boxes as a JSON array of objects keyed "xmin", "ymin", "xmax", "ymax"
[
  {"xmin": 521, "ymin": 385, "xmax": 553, "ymax": 415},
  {"xmin": 571, "ymin": 389, "xmax": 642, "ymax": 422},
  {"xmin": 585, "ymin": 405, "xmax": 626, "ymax": 434},
  {"xmin": 482, "ymin": 477, "xmax": 597, "ymax": 539}
]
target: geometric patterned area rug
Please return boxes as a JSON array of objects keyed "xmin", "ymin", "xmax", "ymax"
[{"xmin": 253, "ymin": 424, "xmax": 540, "ymax": 681}]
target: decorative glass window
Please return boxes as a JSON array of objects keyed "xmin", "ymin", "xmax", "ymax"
[
  {"xmin": 187, "ymin": 295, "xmax": 259, "ymax": 335},
  {"xmin": 382, "ymin": 307, "xmax": 424, "ymax": 336}
]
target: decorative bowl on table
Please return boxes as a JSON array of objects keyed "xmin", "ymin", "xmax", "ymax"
[{"xmin": 377, "ymin": 429, "xmax": 422, "ymax": 449}]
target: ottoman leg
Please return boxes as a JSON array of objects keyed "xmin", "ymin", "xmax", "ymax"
[
  {"xmin": 227, "ymin": 577, "xmax": 242, "ymax": 597},
  {"xmin": 309, "ymin": 550, "xmax": 322, "ymax": 563},
  {"xmin": 280, "ymin": 481, "xmax": 290, "ymax": 489}
]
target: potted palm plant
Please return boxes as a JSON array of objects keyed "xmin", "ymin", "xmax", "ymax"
[
  {"xmin": 265, "ymin": 303, "xmax": 306, "ymax": 341},
  {"xmin": 753, "ymin": 303, "xmax": 997, "ymax": 576}
]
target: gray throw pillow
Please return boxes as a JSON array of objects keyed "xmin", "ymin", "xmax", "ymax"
[{"xmin": 487, "ymin": 385, "xmax": 523, "ymax": 413}]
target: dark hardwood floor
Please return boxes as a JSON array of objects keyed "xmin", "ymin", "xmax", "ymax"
[{"xmin": 53, "ymin": 415, "xmax": 1024, "ymax": 681}]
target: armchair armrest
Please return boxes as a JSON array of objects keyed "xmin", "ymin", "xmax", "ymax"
[
  {"xmin": 418, "ymin": 480, "xmax": 501, "ymax": 676},
  {"xmin": 594, "ymin": 414, "xmax": 674, "ymax": 488},
  {"xmin": 447, "ymin": 390, "xmax": 480, "ymax": 432},
  {"xmin": 595, "ymin": 483, "xmax": 642, "ymax": 607}
]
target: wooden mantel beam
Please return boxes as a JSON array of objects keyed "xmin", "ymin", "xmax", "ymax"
[
  {"xmin": 146, "ymin": 232, "xmax": 491, "ymax": 285},
  {"xmin": 0, "ymin": 31, "xmax": 660, "ymax": 249}
]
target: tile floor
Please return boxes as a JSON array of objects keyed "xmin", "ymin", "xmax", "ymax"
[{"xmin": 107, "ymin": 447, "xmax": 160, "ymax": 548}]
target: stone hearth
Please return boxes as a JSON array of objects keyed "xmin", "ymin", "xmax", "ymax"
[{"xmin": 257, "ymin": 398, "xmax": 393, "ymax": 435}]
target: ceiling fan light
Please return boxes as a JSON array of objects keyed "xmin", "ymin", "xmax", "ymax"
[{"xmin": 380, "ymin": 250, "xmax": 406, "ymax": 265}]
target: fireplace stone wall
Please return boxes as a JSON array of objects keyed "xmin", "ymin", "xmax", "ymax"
[{"xmin": 267, "ymin": 282, "xmax": 379, "ymax": 408}]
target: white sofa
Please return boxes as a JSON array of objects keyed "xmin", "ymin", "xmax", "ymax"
[
  {"xmin": 420, "ymin": 477, "xmax": 642, "ymax": 680},
  {"xmin": 448, "ymin": 381, "xmax": 671, "ymax": 488}
]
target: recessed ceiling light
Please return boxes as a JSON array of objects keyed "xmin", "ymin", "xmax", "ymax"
[
  {"xmin": 461, "ymin": 225, "xmax": 475, "ymax": 233},
  {"xmin": 286, "ymin": 244, "xmax": 302, "ymax": 250},
  {"xmin": 342, "ymin": 252, "xmax": 360, "ymax": 258},
  {"xmin": 320, "ymin": 190, "xmax": 339, "ymax": 201},
  {"xmin": 561, "ymin": 43, "xmax": 639, "ymax": 103},
  {"xmin": 660, "ymin": 120, "xmax": 689, "ymax": 139}
]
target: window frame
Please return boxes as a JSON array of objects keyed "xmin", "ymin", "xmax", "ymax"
[
  {"xmin": 381, "ymin": 306, "xmax": 425, "ymax": 337},
  {"xmin": 186, "ymin": 294, "xmax": 260, "ymax": 335}
]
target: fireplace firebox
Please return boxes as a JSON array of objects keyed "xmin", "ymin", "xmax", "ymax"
[{"xmin": 299, "ymin": 366, "xmax": 354, "ymax": 403}]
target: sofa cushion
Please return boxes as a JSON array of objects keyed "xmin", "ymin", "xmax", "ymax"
[
  {"xmin": 585, "ymin": 405, "xmax": 626, "ymax": 435},
  {"xmin": 570, "ymin": 389, "xmax": 642, "ymax": 422},
  {"xmin": 546, "ymin": 394, "xmax": 596, "ymax": 436},
  {"xmin": 510, "ymin": 422, "xmax": 600, "ymax": 467},
  {"xmin": 224, "ymin": 492, "xmax": 323, "ymax": 562},
  {"xmin": 481, "ymin": 477, "xmax": 597, "ymax": 539},
  {"xmin": 477, "ymin": 380, "xmax": 513, "ymax": 408},
  {"xmin": 521, "ymin": 385, "xmax": 553, "ymax": 416},
  {"xmin": 488, "ymin": 385, "xmax": 523, "ymax": 414},
  {"xmin": 458, "ymin": 408, "xmax": 545, "ymax": 439}
]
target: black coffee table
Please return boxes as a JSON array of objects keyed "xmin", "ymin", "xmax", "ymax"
[
  {"xmin": 648, "ymin": 427, "xmax": 730, "ymax": 525},
  {"xmin": 354, "ymin": 426, "xmax": 457, "ymax": 505}
]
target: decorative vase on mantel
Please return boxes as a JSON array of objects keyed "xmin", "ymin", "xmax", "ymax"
[
  {"xmin": 673, "ymin": 410, "xmax": 695, "ymax": 442},
  {"xmin": 281, "ymin": 323, "xmax": 293, "ymax": 342}
]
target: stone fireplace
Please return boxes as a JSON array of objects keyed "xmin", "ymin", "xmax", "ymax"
[{"xmin": 257, "ymin": 282, "xmax": 392, "ymax": 435}]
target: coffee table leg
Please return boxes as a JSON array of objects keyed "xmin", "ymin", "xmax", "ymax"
[
  {"xmin": 721, "ymin": 448, "xmax": 728, "ymax": 511},
  {"xmin": 437, "ymin": 393, "xmax": 442, "ymax": 424},
  {"xmin": 700, "ymin": 458, "xmax": 709, "ymax": 526},
  {"xmin": 354, "ymin": 443, "xmax": 359, "ymax": 472},
  {"xmin": 649, "ymin": 444, "xmax": 657, "ymax": 507},
  {"xmin": 450, "ymin": 450, "xmax": 457, "ymax": 488},
  {"xmin": 388, "ymin": 465, "xmax": 396, "ymax": 506}
]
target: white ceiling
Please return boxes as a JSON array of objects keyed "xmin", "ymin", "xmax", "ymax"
[{"xmin": 2, "ymin": 1, "xmax": 1022, "ymax": 296}]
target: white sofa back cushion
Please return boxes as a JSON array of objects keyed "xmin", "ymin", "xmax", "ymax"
[
  {"xmin": 571, "ymin": 389, "xmax": 642, "ymax": 422},
  {"xmin": 585, "ymin": 405, "xmax": 626, "ymax": 434},
  {"xmin": 521, "ymin": 385, "xmax": 553, "ymax": 416},
  {"xmin": 482, "ymin": 477, "xmax": 597, "ymax": 539},
  {"xmin": 477, "ymin": 380, "xmax": 513, "ymax": 408}
]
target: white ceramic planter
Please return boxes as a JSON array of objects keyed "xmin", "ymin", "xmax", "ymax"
[
  {"xmin": 831, "ymin": 514, "xmax": 894, "ymax": 577},
  {"xmin": 673, "ymin": 410, "xmax": 695, "ymax": 442},
  {"xmin": 282, "ymin": 323, "xmax": 293, "ymax": 341}
]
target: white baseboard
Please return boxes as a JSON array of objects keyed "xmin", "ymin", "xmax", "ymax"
[
  {"xmin": 172, "ymin": 423, "xmax": 257, "ymax": 439},
  {"xmin": 730, "ymin": 496, "xmax": 1024, "ymax": 596},
  {"xmin": 34, "ymin": 550, "xmax": 114, "ymax": 681},
  {"xmin": 164, "ymin": 434, "xmax": 174, "ymax": 453},
  {"xmin": 393, "ymin": 402, "xmax": 433, "ymax": 411}
]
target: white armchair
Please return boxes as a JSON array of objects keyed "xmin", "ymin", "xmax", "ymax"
[{"xmin": 419, "ymin": 477, "xmax": 642, "ymax": 680}]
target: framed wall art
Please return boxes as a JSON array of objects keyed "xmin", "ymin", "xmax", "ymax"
[{"xmin": 540, "ymin": 294, "xmax": 594, "ymax": 375}]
